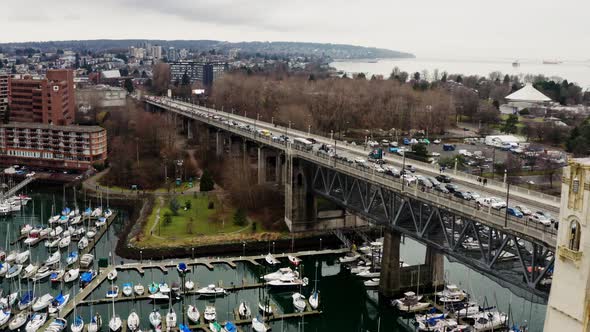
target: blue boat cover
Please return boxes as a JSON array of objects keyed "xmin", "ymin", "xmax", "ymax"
[
  {"xmin": 426, "ymin": 314, "xmax": 445, "ymax": 325},
  {"xmin": 98, "ymin": 217, "xmax": 106, "ymax": 223},
  {"xmin": 74, "ymin": 316, "xmax": 83, "ymax": 325},
  {"xmin": 225, "ymin": 321, "xmax": 237, "ymax": 332},
  {"xmin": 178, "ymin": 262, "xmax": 187, "ymax": 271},
  {"xmin": 179, "ymin": 324, "xmax": 191, "ymax": 332},
  {"xmin": 59, "ymin": 215, "xmax": 68, "ymax": 221},
  {"xmin": 81, "ymin": 272, "xmax": 93, "ymax": 283},
  {"xmin": 62, "ymin": 207, "xmax": 71, "ymax": 215},
  {"xmin": 20, "ymin": 291, "xmax": 33, "ymax": 304},
  {"xmin": 85, "ymin": 207, "xmax": 92, "ymax": 215},
  {"xmin": 68, "ymin": 251, "xmax": 78, "ymax": 258},
  {"xmin": 54, "ymin": 292, "xmax": 65, "ymax": 304}
]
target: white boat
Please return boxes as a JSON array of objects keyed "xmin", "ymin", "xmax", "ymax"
[
  {"xmin": 292, "ymin": 292, "xmax": 306, "ymax": 312},
  {"xmin": 107, "ymin": 269, "xmax": 118, "ymax": 280},
  {"xmin": 104, "ymin": 209, "xmax": 113, "ymax": 218},
  {"xmin": 86, "ymin": 227, "xmax": 97, "ymax": 238},
  {"xmin": 21, "ymin": 224, "xmax": 33, "ymax": 235},
  {"xmin": 393, "ymin": 291, "xmax": 430, "ymax": 312},
  {"xmin": 263, "ymin": 267, "xmax": 299, "ymax": 281},
  {"xmin": 45, "ymin": 251, "xmax": 60, "ymax": 266},
  {"xmin": 204, "ymin": 305, "xmax": 216, "ymax": 321},
  {"xmin": 106, "ymin": 286, "xmax": 119, "ymax": 298},
  {"xmin": 44, "ymin": 318, "xmax": 67, "ymax": 332},
  {"xmin": 187, "ymin": 305, "xmax": 200, "ymax": 323},
  {"xmin": 252, "ymin": 316, "xmax": 268, "ymax": 332},
  {"xmin": 70, "ymin": 316, "xmax": 84, "ymax": 332},
  {"xmin": 6, "ymin": 264, "xmax": 23, "ymax": 278},
  {"xmin": 159, "ymin": 282, "xmax": 170, "ymax": 293},
  {"xmin": 88, "ymin": 314, "xmax": 102, "ymax": 332},
  {"xmin": 58, "ymin": 236, "xmax": 71, "ymax": 249},
  {"xmin": 79, "ymin": 254, "xmax": 94, "ymax": 268},
  {"xmin": 48, "ymin": 215, "xmax": 60, "ymax": 224},
  {"xmin": 50, "ymin": 269, "xmax": 64, "ymax": 283},
  {"xmin": 64, "ymin": 268, "xmax": 79, "ymax": 283},
  {"xmin": 472, "ymin": 311, "xmax": 508, "ymax": 331},
  {"xmin": 416, "ymin": 317, "xmax": 466, "ymax": 331},
  {"xmin": 127, "ymin": 311, "xmax": 140, "ymax": 331},
  {"xmin": 32, "ymin": 293, "xmax": 54, "ymax": 311},
  {"xmin": 23, "ymin": 234, "xmax": 42, "ymax": 246},
  {"xmin": 0, "ymin": 262, "xmax": 9, "ymax": 276},
  {"xmin": 238, "ymin": 301, "xmax": 251, "ymax": 318},
  {"xmin": 23, "ymin": 263, "xmax": 39, "ymax": 278},
  {"xmin": 70, "ymin": 215, "xmax": 82, "ymax": 225},
  {"xmin": 309, "ymin": 290, "xmax": 319, "ymax": 310},
  {"xmin": 184, "ymin": 280, "xmax": 195, "ymax": 290},
  {"xmin": 16, "ymin": 250, "xmax": 30, "ymax": 264},
  {"xmin": 258, "ymin": 302, "xmax": 273, "ymax": 315},
  {"xmin": 264, "ymin": 253, "xmax": 280, "ymax": 265},
  {"xmin": 9, "ymin": 311, "xmax": 28, "ymax": 330},
  {"xmin": 267, "ymin": 276, "xmax": 309, "ymax": 288},
  {"xmin": 165, "ymin": 309, "xmax": 177, "ymax": 328},
  {"xmin": 0, "ymin": 307, "xmax": 11, "ymax": 326},
  {"xmin": 32, "ymin": 266, "xmax": 52, "ymax": 281},
  {"xmin": 149, "ymin": 310, "xmax": 161, "ymax": 328},
  {"xmin": 44, "ymin": 238, "xmax": 60, "ymax": 248},
  {"xmin": 92, "ymin": 207, "xmax": 102, "ymax": 217},
  {"xmin": 108, "ymin": 314, "xmax": 122, "ymax": 332},
  {"xmin": 133, "ymin": 284, "xmax": 145, "ymax": 296},
  {"xmin": 49, "ymin": 226, "xmax": 63, "ymax": 237},
  {"xmin": 122, "ymin": 283, "xmax": 133, "ymax": 297},
  {"xmin": 436, "ymin": 284, "xmax": 468, "ymax": 303},
  {"xmin": 339, "ymin": 252, "xmax": 360, "ymax": 263},
  {"xmin": 196, "ymin": 284, "xmax": 227, "ymax": 296},
  {"xmin": 49, "ymin": 293, "xmax": 70, "ymax": 314},
  {"xmin": 95, "ymin": 217, "xmax": 107, "ymax": 227},
  {"xmin": 66, "ymin": 251, "xmax": 78, "ymax": 266},
  {"xmin": 5, "ymin": 250, "xmax": 17, "ymax": 263},
  {"xmin": 148, "ymin": 292, "xmax": 169, "ymax": 300},
  {"xmin": 78, "ymin": 236, "xmax": 89, "ymax": 250},
  {"xmin": 288, "ymin": 255, "xmax": 302, "ymax": 266},
  {"xmin": 363, "ymin": 278, "xmax": 380, "ymax": 287}
]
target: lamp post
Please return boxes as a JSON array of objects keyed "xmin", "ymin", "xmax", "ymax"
[
  {"xmin": 504, "ymin": 169, "xmax": 508, "ymax": 185},
  {"xmin": 320, "ymin": 238, "xmax": 323, "ymax": 250},
  {"xmin": 140, "ymin": 250, "xmax": 143, "ymax": 264},
  {"xmin": 308, "ymin": 125, "xmax": 311, "ymax": 136},
  {"xmin": 191, "ymin": 247, "xmax": 194, "ymax": 260},
  {"xmin": 401, "ymin": 150, "xmax": 406, "ymax": 191},
  {"xmin": 242, "ymin": 242, "xmax": 246, "ymax": 257}
]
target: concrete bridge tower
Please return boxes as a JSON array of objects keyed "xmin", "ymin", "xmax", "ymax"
[{"xmin": 545, "ymin": 158, "xmax": 590, "ymax": 331}]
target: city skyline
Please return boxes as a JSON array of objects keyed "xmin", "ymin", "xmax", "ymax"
[{"xmin": 1, "ymin": 0, "xmax": 588, "ymax": 60}]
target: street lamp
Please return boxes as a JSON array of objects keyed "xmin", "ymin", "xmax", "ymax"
[
  {"xmin": 320, "ymin": 238, "xmax": 323, "ymax": 250},
  {"xmin": 308, "ymin": 125, "xmax": 311, "ymax": 136},
  {"xmin": 191, "ymin": 247, "xmax": 194, "ymax": 260},
  {"xmin": 242, "ymin": 242, "xmax": 246, "ymax": 257},
  {"xmin": 140, "ymin": 250, "xmax": 143, "ymax": 264}
]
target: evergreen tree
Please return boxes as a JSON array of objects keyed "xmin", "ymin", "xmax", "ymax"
[
  {"xmin": 501, "ymin": 114, "xmax": 519, "ymax": 134},
  {"xmin": 233, "ymin": 208, "xmax": 247, "ymax": 226},
  {"xmin": 200, "ymin": 169, "xmax": 215, "ymax": 192},
  {"xmin": 124, "ymin": 78, "xmax": 134, "ymax": 93}
]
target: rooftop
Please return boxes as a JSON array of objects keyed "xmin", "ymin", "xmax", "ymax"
[
  {"xmin": 1, "ymin": 122, "xmax": 105, "ymax": 133},
  {"xmin": 505, "ymin": 83, "xmax": 552, "ymax": 103}
]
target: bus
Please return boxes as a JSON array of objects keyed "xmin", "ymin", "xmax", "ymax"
[{"xmin": 293, "ymin": 137, "xmax": 314, "ymax": 151}]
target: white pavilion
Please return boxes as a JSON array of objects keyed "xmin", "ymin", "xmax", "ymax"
[{"xmin": 500, "ymin": 83, "xmax": 552, "ymax": 115}]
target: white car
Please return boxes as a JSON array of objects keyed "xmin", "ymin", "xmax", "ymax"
[
  {"xmin": 402, "ymin": 174, "xmax": 416, "ymax": 184},
  {"xmin": 476, "ymin": 197, "xmax": 506, "ymax": 210},
  {"xmin": 466, "ymin": 191, "xmax": 481, "ymax": 200},
  {"xmin": 514, "ymin": 205, "xmax": 532, "ymax": 215},
  {"xmin": 354, "ymin": 158, "xmax": 367, "ymax": 164},
  {"xmin": 528, "ymin": 213, "xmax": 551, "ymax": 226},
  {"xmin": 25, "ymin": 172, "xmax": 35, "ymax": 178},
  {"xmin": 433, "ymin": 139, "xmax": 441, "ymax": 144},
  {"xmin": 430, "ymin": 152, "xmax": 441, "ymax": 157}
]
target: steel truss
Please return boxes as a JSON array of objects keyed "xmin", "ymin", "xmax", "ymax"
[{"xmin": 310, "ymin": 163, "xmax": 554, "ymax": 297}]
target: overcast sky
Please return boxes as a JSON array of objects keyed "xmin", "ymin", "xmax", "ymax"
[{"xmin": 1, "ymin": 0, "xmax": 588, "ymax": 60}]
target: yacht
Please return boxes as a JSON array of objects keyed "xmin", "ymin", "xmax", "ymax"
[
  {"xmin": 263, "ymin": 267, "xmax": 298, "ymax": 281},
  {"xmin": 64, "ymin": 268, "xmax": 79, "ymax": 283},
  {"xmin": 79, "ymin": 254, "xmax": 94, "ymax": 268},
  {"xmin": 436, "ymin": 284, "xmax": 468, "ymax": 303},
  {"xmin": 204, "ymin": 305, "xmax": 216, "ymax": 321},
  {"xmin": 32, "ymin": 293, "xmax": 54, "ymax": 311},
  {"xmin": 472, "ymin": 311, "xmax": 509, "ymax": 331},
  {"xmin": 393, "ymin": 291, "xmax": 430, "ymax": 312},
  {"xmin": 196, "ymin": 284, "xmax": 227, "ymax": 296},
  {"xmin": 339, "ymin": 252, "xmax": 361, "ymax": 263},
  {"xmin": 26, "ymin": 312, "xmax": 48, "ymax": 332},
  {"xmin": 292, "ymin": 293, "xmax": 306, "ymax": 312}
]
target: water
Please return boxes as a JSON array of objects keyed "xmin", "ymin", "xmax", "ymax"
[
  {"xmin": 0, "ymin": 187, "xmax": 547, "ymax": 331},
  {"xmin": 331, "ymin": 57, "xmax": 590, "ymax": 89}
]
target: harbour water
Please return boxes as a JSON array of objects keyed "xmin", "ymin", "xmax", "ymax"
[
  {"xmin": 331, "ymin": 57, "xmax": 590, "ymax": 89},
  {"xmin": 0, "ymin": 186, "xmax": 547, "ymax": 331}
]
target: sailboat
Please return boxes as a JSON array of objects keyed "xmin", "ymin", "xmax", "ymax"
[
  {"xmin": 238, "ymin": 301, "xmax": 251, "ymax": 319},
  {"xmin": 252, "ymin": 315, "xmax": 268, "ymax": 332},
  {"xmin": 0, "ymin": 307, "xmax": 11, "ymax": 326},
  {"xmin": 309, "ymin": 261, "xmax": 320, "ymax": 310},
  {"xmin": 149, "ymin": 310, "xmax": 161, "ymax": 329},
  {"xmin": 122, "ymin": 283, "xmax": 133, "ymax": 297},
  {"xmin": 127, "ymin": 310, "xmax": 140, "ymax": 331},
  {"xmin": 70, "ymin": 287, "xmax": 84, "ymax": 332},
  {"xmin": 87, "ymin": 289, "xmax": 102, "ymax": 332},
  {"xmin": 8, "ymin": 311, "xmax": 28, "ymax": 330},
  {"xmin": 25, "ymin": 311, "xmax": 47, "ymax": 332},
  {"xmin": 204, "ymin": 305, "xmax": 216, "ymax": 322},
  {"xmin": 108, "ymin": 280, "xmax": 122, "ymax": 331},
  {"xmin": 165, "ymin": 286, "xmax": 177, "ymax": 328},
  {"xmin": 292, "ymin": 293, "xmax": 306, "ymax": 312},
  {"xmin": 187, "ymin": 305, "xmax": 200, "ymax": 323},
  {"xmin": 133, "ymin": 283, "xmax": 145, "ymax": 296}
]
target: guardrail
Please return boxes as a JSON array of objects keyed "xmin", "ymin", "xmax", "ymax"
[{"xmin": 147, "ymin": 98, "xmax": 558, "ymax": 247}]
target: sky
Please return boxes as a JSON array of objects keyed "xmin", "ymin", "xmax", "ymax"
[{"xmin": 1, "ymin": 0, "xmax": 589, "ymax": 60}]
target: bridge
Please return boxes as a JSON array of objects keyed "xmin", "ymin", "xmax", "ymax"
[
  {"xmin": 145, "ymin": 96, "xmax": 559, "ymax": 298},
  {"xmin": 0, "ymin": 175, "xmax": 35, "ymax": 200}
]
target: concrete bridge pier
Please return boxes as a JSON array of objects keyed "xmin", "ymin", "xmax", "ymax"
[
  {"xmin": 424, "ymin": 247, "xmax": 445, "ymax": 286},
  {"xmin": 187, "ymin": 119, "xmax": 193, "ymax": 139},
  {"xmin": 379, "ymin": 230, "xmax": 401, "ymax": 298},
  {"xmin": 257, "ymin": 146, "xmax": 267, "ymax": 184},
  {"xmin": 216, "ymin": 131, "xmax": 223, "ymax": 157}
]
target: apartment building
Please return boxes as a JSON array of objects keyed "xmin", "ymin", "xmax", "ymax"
[
  {"xmin": 0, "ymin": 73, "xmax": 8, "ymax": 121},
  {"xmin": 9, "ymin": 69, "xmax": 75, "ymax": 125},
  {"xmin": 0, "ymin": 122, "xmax": 107, "ymax": 171},
  {"xmin": 169, "ymin": 61, "xmax": 228, "ymax": 86}
]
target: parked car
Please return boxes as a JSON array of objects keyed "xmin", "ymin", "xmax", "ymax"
[
  {"xmin": 436, "ymin": 175, "xmax": 452, "ymax": 183},
  {"xmin": 445, "ymin": 184, "xmax": 460, "ymax": 193},
  {"xmin": 427, "ymin": 176, "xmax": 441, "ymax": 187},
  {"xmin": 454, "ymin": 191, "xmax": 472, "ymax": 200},
  {"xmin": 507, "ymin": 207, "xmax": 524, "ymax": 218},
  {"xmin": 405, "ymin": 165, "xmax": 416, "ymax": 173},
  {"xmin": 528, "ymin": 212, "xmax": 552, "ymax": 226},
  {"xmin": 416, "ymin": 176, "xmax": 433, "ymax": 188},
  {"xmin": 434, "ymin": 185, "xmax": 450, "ymax": 194},
  {"xmin": 402, "ymin": 174, "xmax": 417, "ymax": 184},
  {"xmin": 476, "ymin": 197, "xmax": 506, "ymax": 210},
  {"xmin": 514, "ymin": 205, "xmax": 532, "ymax": 215},
  {"xmin": 466, "ymin": 191, "xmax": 481, "ymax": 200},
  {"xmin": 433, "ymin": 139, "xmax": 441, "ymax": 144}
]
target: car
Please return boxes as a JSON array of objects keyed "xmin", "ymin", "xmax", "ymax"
[
  {"xmin": 416, "ymin": 176, "xmax": 433, "ymax": 188},
  {"xmin": 514, "ymin": 205, "xmax": 532, "ymax": 215},
  {"xmin": 354, "ymin": 157, "xmax": 367, "ymax": 164},
  {"xmin": 402, "ymin": 174, "xmax": 417, "ymax": 184},
  {"xmin": 436, "ymin": 175, "xmax": 452, "ymax": 183},
  {"xmin": 466, "ymin": 191, "xmax": 481, "ymax": 200},
  {"xmin": 528, "ymin": 212, "xmax": 551, "ymax": 226},
  {"xmin": 433, "ymin": 139, "xmax": 441, "ymax": 144},
  {"xmin": 427, "ymin": 176, "xmax": 441, "ymax": 187},
  {"xmin": 445, "ymin": 183, "xmax": 459, "ymax": 193},
  {"xmin": 405, "ymin": 165, "xmax": 416, "ymax": 173},
  {"xmin": 384, "ymin": 166, "xmax": 401, "ymax": 177},
  {"xmin": 373, "ymin": 165, "xmax": 386, "ymax": 173},
  {"xmin": 454, "ymin": 191, "xmax": 472, "ymax": 200},
  {"xmin": 434, "ymin": 185, "xmax": 450, "ymax": 194},
  {"xmin": 476, "ymin": 197, "xmax": 506, "ymax": 210},
  {"xmin": 25, "ymin": 172, "xmax": 35, "ymax": 178},
  {"xmin": 431, "ymin": 152, "xmax": 441, "ymax": 157},
  {"xmin": 507, "ymin": 207, "xmax": 524, "ymax": 218}
]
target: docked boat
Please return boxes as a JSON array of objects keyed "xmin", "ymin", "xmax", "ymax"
[
  {"xmin": 210, "ymin": 321, "xmax": 223, "ymax": 332},
  {"xmin": 23, "ymin": 233, "xmax": 42, "ymax": 246},
  {"xmin": 258, "ymin": 302, "xmax": 273, "ymax": 315},
  {"xmin": 25, "ymin": 311, "xmax": 47, "ymax": 332},
  {"xmin": 21, "ymin": 224, "xmax": 33, "ymax": 235},
  {"xmin": 357, "ymin": 269, "xmax": 381, "ymax": 278},
  {"xmin": 393, "ymin": 291, "xmax": 430, "ymax": 312},
  {"xmin": 159, "ymin": 282, "xmax": 170, "ymax": 293},
  {"xmin": 263, "ymin": 267, "xmax": 299, "ymax": 281},
  {"xmin": 0, "ymin": 262, "xmax": 9, "ymax": 276},
  {"xmin": 49, "ymin": 226, "xmax": 64, "ymax": 238},
  {"xmin": 66, "ymin": 251, "xmax": 78, "ymax": 266},
  {"xmin": 127, "ymin": 311, "xmax": 140, "ymax": 331},
  {"xmin": 133, "ymin": 283, "xmax": 145, "ymax": 296},
  {"xmin": 187, "ymin": 305, "xmax": 200, "ymax": 323},
  {"xmin": 288, "ymin": 255, "xmax": 302, "ymax": 266},
  {"xmin": 6, "ymin": 264, "xmax": 23, "ymax": 278},
  {"xmin": 18, "ymin": 291, "xmax": 35, "ymax": 310},
  {"xmin": 185, "ymin": 279, "xmax": 195, "ymax": 290},
  {"xmin": 108, "ymin": 314, "xmax": 122, "ymax": 332},
  {"xmin": 196, "ymin": 284, "xmax": 227, "ymax": 296},
  {"xmin": 149, "ymin": 310, "xmax": 161, "ymax": 329},
  {"xmin": 265, "ymin": 253, "xmax": 280, "ymax": 265},
  {"xmin": 436, "ymin": 284, "xmax": 468, "ymax": 303},
  {"xmin": 107, "ymin": 269, "xmax": 118, "ymax": 280},
  {"xmin": 148, "ymin": 292, "xmax": 169, "ymax": 300},
  {"xmin": 364, "ymin": 278, "xmax": 380, "ymax": 287},
  {"xmin": 32, "ymin": 293, "xmax": 54, "ymax": 311},
  {"xmin": 50, "ymin": 269, "xmax": 64, "ymax": 283},
  {"xmin": 48, "ymin": 215, "xmax": 60, "ymax": 224},
  {"xmin": 23, "ymin": 263, "xmax": 40, "ymax": 279},
  {"xmin": 49, "ymin": 292, "xmax": 70, "ymax": 314},
  {"xmin": 238, "ymin": 301, "xmax": 251, "ymax": 318},
  {"xmin": 44, "ymin": 238, "xmax": 60, "ymax": 248},
  {"xmin": 8, "ymin": 311, "xmax": 28, "ymax": 330},
  {"xmin": 252, "ymin": 316, "xmax": 268, "ymax": 332},
  {"xmin": 79, "ymin": 254, "xmax": 94, "ymax": 268},
  {"xmin": 177, "ymin": 262, "xmax": 189, "ymax": 273},
  {"xmin": 64, "ymin": 268, "xmax": 79, "ymax": 283},
  {"xmin": 339, "ymin": 252, "xmax": 361, "ymax": 263},
  {"xmin": 92, "ymin": 207, "xmax": 102, "ymax": 218},
  {"xmin": 16, "ymin": 250, "xmax": 30, "ymax": 264},
  {"xmin": 122, "ymin": 283, "xmax": 133, "ymax": 297},
  {"xmin": 58, "ymin": 236, "xmax": 71, "ymax": 249},
  {"xmin": 70, "ymin": 315, "xmax": 84, "ymax": 332},
  {"xmin": 292, "ymin": 293, "xmax": 306, "ymax": 312},
  {"xmin": 44, "ymin": 318, "xmax": 67, "ymax": 332},
  {"xmin": 32, "ymin": 266, "xmax": 52, "ymax": 281},
  {"xmin": 70, "ymin": 215, "xmax": 82, "ymax": 225},
  {"xmin": 204, "ymin": 305, "xmax": 216, "ymax": 321},
  {"xmin": 106, "ymin": 286, "xmax": 119, "ymax": 298},
  {"xmin": 148, "ymin": 282, "xmax": 159, "ymax": 294},
  {"xmin": 472, "ymin": 311, "xmax": 508, "ymax": 331},
  {"xmin": 309, "ymin": 290, "xmax": 319, "ymax": 310},
  {"xmin": 77, "ymin": 237, "xmax": 89, "ymax": 250},
  {"xmin": 5, "ymin": 250, "xmax": 17, "ymax": 263},
  {"xmin": 45, "ymin": 251, "xmax": 60, "ymax": 266},
  {"xmin": 0, "ymin": 307, "xmax": 11, "ymax": 326},
  {"xmin": 87, "ymin": 314, "xmax": 102, "ymax": 332},
  {"xmin": 166, "ymin": 308, "xmax": 177, "ymax": 328},
  {"xmin": 267, "ymin": 276, "xmax": 309, "ymax": 288},
  {"xmin": 104, "ymin": 208, "xmax": 113, "ymax": 218}
]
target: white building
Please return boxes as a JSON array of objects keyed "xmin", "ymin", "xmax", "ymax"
[
  {"xmin": 150, "ymin": 45, "xmax": 162, "ymax": 60},
  {"xmin": 484, "ymin": 135, "xmax": 526, "ymax": 147},
  {"xmin": 500, "ymin": 83, "xmax": 552, "ymax": 115}
]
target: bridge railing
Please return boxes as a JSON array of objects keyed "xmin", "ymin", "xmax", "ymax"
[{"xmin": 147, "ymin": 98, "xmax": 558, "ymax": 245}]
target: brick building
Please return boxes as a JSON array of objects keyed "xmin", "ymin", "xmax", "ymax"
[
  {"xmin": 0, "ymin": 122, "xmax": 107, "ymax": 170},
  {"xmin": 0, "ymin": 73, "xmax": 8, "ymax": 121},
  {"xmin": 9, "ymin": 70, "xmax": 75, "ymax": 125}
]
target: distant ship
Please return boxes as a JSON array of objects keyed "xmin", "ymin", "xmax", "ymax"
[
  {"xmin": 543, "ymin": 59, "xmax": 562, "ymax": 65},
  {"xmin": 512, "ymin": 60, "xmax": 520, "ymax": 67}
]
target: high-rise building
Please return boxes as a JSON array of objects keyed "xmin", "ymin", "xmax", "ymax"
[
  {"xmin": 167, "ymin": 47, "xmax": 179, "ymax": 62},
  {"xmin": 0, "ymin": 73, "xmax": 8, "ymax": 121},
  {"xmin": 169, "ymin": 61, "xmax": 228, "ymax": 86},
  {"xmin": 9, "ymin": 69, "xmax": 75, "ymax": 125},
  {"xmin": 150, "ymin": 45, "xmax": 162, "ymax": 60}
]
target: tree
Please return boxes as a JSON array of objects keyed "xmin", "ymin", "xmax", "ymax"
[
  {"xmin": 169, "ymin": 197, "xmax": 180, "ymax": 216},
  {"xmin": 501, "ymin": 114, "xmax": 519, "ymax": 134},
  {"xmin": 413, "ymin": 72, "xmax": 421, "ymax": 81},
  {"xmin": 185, "ymin": 200, "xmax": 191, "ymax": 210},
  {"xmin": 200, "ymin": 169, "xmax": 215, "ymax": 192},
  {"xmin": 124, "ymin": 78, "xmax": 134, "ymax": 93},
  {"xmin": 413, "ymin": 143, "xmax": 428, "ymax": 158},
  {"xmin": 355, "ymin": 72, "xmax": 366, "ymax": 80},
  {"xmin": 163, "ymin": 212, "xmax": 172, "ymax": 226},
  {"xmin": 233, "ymin": 208, "xmax": 248, "ymax": 226}
]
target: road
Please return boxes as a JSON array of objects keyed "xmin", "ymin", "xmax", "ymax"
[{"xmin": 149, "ymin": 97, "xmax": 561, "ymax": 221}]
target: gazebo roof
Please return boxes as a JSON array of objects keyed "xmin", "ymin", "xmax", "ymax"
[{"xmin": 505, "ymin": 83, "xmax": 552, "ymax": 102}]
